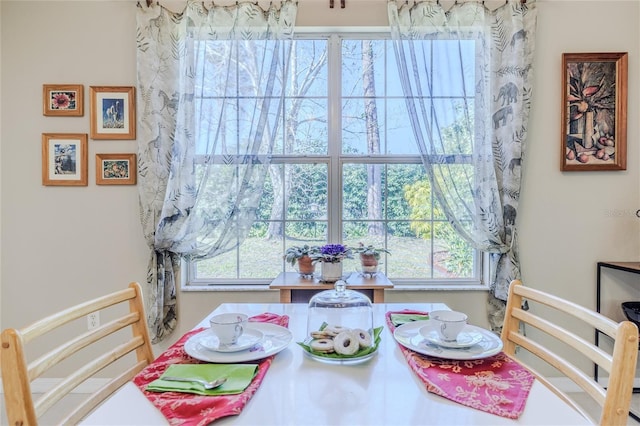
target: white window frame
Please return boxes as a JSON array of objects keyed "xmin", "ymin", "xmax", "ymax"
[{"xmin": 184, "ymin": 29, "xmax": 489, "ymax": 291}]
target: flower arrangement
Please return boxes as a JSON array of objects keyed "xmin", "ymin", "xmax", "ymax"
[{"xmin": 311, "ymin": 244, "xmax": 353, "ymax": 264}]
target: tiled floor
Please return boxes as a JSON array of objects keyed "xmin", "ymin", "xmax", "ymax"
[{"xmin": 3, "ymin": 392, "xmax": 640, "ymax": 425}]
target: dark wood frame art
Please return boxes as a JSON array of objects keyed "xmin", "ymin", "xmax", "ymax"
[{"xmin": 561, "ymin": 52, "xmax": 627, "ymax": 171}]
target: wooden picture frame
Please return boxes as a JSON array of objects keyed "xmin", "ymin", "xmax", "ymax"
[
  {"xmin": 42, "ymin": 133, "xmax": 88, "ymax": 186},
  {"xmin": 561, "ymin": 52, "xmax": 627, "ymax": 171},
  {"xmin": 90, "ymin": 86, "xmax": 136, "ymax": 140},
  {"xmin": 43, "ymin": 84, "xmax": 84, "ymax": 116},
  {"xmin": 95, "ymin": 153, "xmax": 137, "ymax": 185}
]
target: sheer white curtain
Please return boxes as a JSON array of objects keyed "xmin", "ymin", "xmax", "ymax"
[
  {"xmin": 136, "ymin": 0, "xmax": 297, "ymax": 342},
  {"xmin": 388, "ymin": 0, "xmax": 537, "ymax": 330}
]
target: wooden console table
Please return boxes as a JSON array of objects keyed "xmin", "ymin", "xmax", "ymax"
[{"xmin": 269, "ymin": 271, "xmax": 393, "ymax": 303}]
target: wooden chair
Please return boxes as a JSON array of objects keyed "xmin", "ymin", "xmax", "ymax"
[
  {"xmin": 501, "ymin": 279, "xmax": 638, "ymax": 426},
  {"xmin": 1, "ymin": 282, "xmax": 154, "ymax": 425}
]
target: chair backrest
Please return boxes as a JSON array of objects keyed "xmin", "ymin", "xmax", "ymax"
[
  {"xmin": 501, "ymin": 279, "xmax": 638, "ymax": 426},
  {"xmin": 1, "ymin": 282, "xmax": 154, "ymax": 425}
]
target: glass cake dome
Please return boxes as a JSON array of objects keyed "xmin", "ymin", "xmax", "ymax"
[{"xmin": 302, "ymin": 280, "xmax": 378, "ymax": 364}]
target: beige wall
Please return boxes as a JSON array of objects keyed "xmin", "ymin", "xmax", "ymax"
[
  {"xmin": 1, "ymin": 0, "xmax": 638, "ymax": 367},
  {"xmin": 0, "ymin": 0, "xmax": 3, "ymax": 334}
]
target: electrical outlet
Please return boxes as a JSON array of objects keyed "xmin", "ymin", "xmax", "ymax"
[{"xmin": 87, "ymin": 312, "xmax": 100, "ymax": 330}]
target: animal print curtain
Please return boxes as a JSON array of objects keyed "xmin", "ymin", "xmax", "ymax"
[
  {"xmin": 388, "ymin": 0, "xmax": 537, "ymax": 330},
  {"xmin": 136, "ymin": 1, "xmax": 297, "ymax": 342}
]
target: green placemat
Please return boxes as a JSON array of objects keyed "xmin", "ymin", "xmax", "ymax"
[
  {"xmin": 390, "ymin": 313, "xmax": 429, "ymax": 327},
  {"xmin": 146, "ymin": 363, "xmax": 258, "ymax": 396}
]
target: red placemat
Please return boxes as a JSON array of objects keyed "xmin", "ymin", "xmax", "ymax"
[
  {"xmin": 387, "ymin": 310, "xmax": 533, "ymax": 419},
  {"xmin": 133, "ymin": 313, "xmax": 289, "ymax": 425}
]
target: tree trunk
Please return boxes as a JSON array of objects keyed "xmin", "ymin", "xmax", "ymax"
[{"xmin": 362, "ymin": 41, "xmax": 383, "ymax": 236}]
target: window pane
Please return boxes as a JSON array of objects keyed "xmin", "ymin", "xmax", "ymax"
[
  {"xmin": 342, "ymin": 163, "xmax": 384, "ymax": 221},
  {"xmin": 432, "ymin": 220, "xmax": 474, "ymax": 278},
  {"xmin": 341, "ymin": 40, "xmax": 386, "ymax": 97},
  {"xmin": 431, "ymin": 40, "xmax": 475, "ymax": 97},
  {"xmin": 287, "ymin": 39, "xmax": 328, "ymax": 97},
  {"xmin": 284, "ymin": 98, "xmax": 328, "ymax": 155},
  {"xmin": 195, "ymin": 248, "xmax": 238, "ymax": 280},
  {"xmin": 342, "ymin": 99, "xmax": 386, "ymax": 155},
  {"xmin": 286, "ymin": 163, "xmax": 327, "ymax": 220},
  {"xmin": 195, "ymin": 223, "xmax": 282, "ymax": 280},
  {"xmin": 386, "ymin": 234, "xmax": 433, "ymax": 279},
  {"xmin": 386, "ymin": 99, "xmax": 419, "ymax": 155},
  {"xmin": 239, "ymin": 225, "xmax": 283, "ymax": 279},
  {"xmin": 387, "ymin": 164, "xmax": 426, "ymax": 220}
]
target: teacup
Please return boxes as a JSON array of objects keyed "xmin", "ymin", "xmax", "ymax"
[
  {"xmin": 209, "ymin": 313, "xmax": 248, "ymax": 346},
  {"xmin": 429, "ymin": 310, "xmax": 468, "ymax": 342}
]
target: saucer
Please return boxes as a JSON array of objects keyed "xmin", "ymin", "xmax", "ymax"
[
  {"xmin": 420, "ymin": 325, "xmax": 484, "ymax": 349},
  {"xmin": 199, "ymin": 327, "xmax": 263, "ymax": 352},
  {"xmin": 185, "ymin": 323, "xmax": 292, "ymax": 363},
  {"xmin": 394, "ymin": 322, "xmax": 503, "ymax": 360}
]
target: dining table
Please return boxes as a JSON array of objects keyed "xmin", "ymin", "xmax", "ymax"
[{"xmin": 80, "ymin": 302, "xmax": 591, "ymax": 425}]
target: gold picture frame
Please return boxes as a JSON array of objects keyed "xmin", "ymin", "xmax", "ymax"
[
  {"xmin": 95, "ymin": 153, "xmax": 137, "ymax": 185},
  {"xmin": 561, "ymin": 52, "xmax": 627, "ymax": 171},
  {"xmin": 42, "ymin": 133, "xmax": 88, "ymax": 186},
  {"xmin": 43, "ymin": 84, "xmax": 84, "ymax": 116},
  {"xmin": 90, "ymin": 86, "xmax": 136, "ymax": 140}
]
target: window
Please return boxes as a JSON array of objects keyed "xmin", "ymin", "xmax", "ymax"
[{"xmin": 188, "ymin": 33, "xmax": 483, "ymax": 287}]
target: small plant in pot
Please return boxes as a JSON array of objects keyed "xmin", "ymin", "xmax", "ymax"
[
  {"xmin": 353, "ymin": 243, "xmax": 390, "ymax": 274},
  {"xmin": 284, "ymin": 245, "xmax": 318, "ymax": 277},
  {"xmin": 310, "ymin": 244, "xmax": 353, "ymax": 282}
]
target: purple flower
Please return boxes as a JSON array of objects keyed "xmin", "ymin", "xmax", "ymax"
[
  {"xmin": 311, "ymin": 244, "xmax": 353, "ymax": 263},
  {"xmin": 321, "ymin": 244, "xmax": 347, "ymax": 256}
]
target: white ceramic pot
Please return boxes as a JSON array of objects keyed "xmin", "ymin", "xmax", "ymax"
[{"xmin": 320, "ymin": 261, "xmax": 343, "ymax": 282}]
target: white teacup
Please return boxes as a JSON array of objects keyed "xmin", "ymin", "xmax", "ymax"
[
  {"xmin": 209, "ymin": 313, "xmax": 248, "ymax": 346},
  {"xmin": 430, "ymin": 310, "xmax": 468, "ymax": 342}
]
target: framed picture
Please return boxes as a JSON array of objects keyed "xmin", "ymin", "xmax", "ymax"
[
  {"xmin": 42, "ymin": 133, "xmax": 88, "ymax": 186},
  {"xmin": 95, "ymin": 153, "xmax": 137, "ymax": 185},
  {"xmin": 43, "ymin": 84, "xmax": 84, "ymax": 116},
  {"xmin": 561, "ymin": 52, "xmax": 627, "ymax": 171},
  {"xmin": 90, "ymin": 86, "xmax": 136, "ymax": 140}
]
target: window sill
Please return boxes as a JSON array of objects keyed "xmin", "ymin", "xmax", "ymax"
[
  {"xmin": 390, "ymin": 284, "xmax": 489, "ymax": 292},
  {"xmin": 182, "ymin": 284, "xmax": 272, "ymax": 292},
  {"xmin": 181, "ymin": 283, "xmax": 489, "ymax": 292}
]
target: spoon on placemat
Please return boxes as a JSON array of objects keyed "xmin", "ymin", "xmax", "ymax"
[{"xmin": 162, "ymin": 376, "xmax": 227, "ymax": 389}]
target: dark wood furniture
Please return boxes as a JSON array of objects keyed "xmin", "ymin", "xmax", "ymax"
[{"xmin": 595, "ymin": 261, "xmax": 640, "ymax": 421}]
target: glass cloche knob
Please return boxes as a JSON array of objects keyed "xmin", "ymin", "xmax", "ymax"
[{"xmin": 334, "ymin": 279, "xmax": 346, "ymax": 295}]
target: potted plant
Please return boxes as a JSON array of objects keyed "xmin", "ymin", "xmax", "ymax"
[
  {"xmin": 353, "ymin": 243, "xmax": 390, "ymax": 274},
  {"xmin": 310, "ymin": 244, "xmax": 353, "ymax": 282},
  {"xmin": 284, "ymin": 245, "xmax": 318, "ymax": 277}
]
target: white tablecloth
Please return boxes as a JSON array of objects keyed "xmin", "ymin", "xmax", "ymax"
[{"xmin": 82, "ymin": 302, "xmax": 591, "ymax": 426}]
